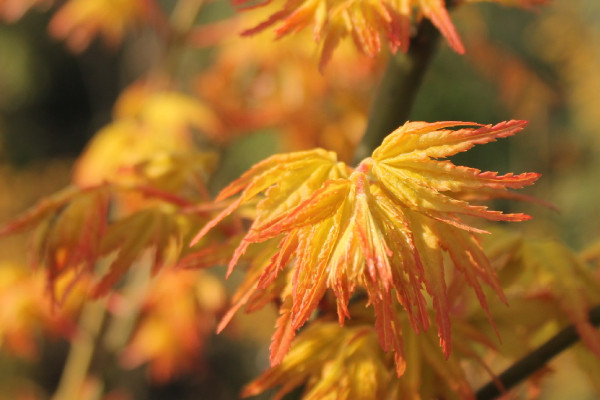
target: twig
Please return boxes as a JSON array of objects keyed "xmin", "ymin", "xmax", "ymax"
[
  {"xmin": 52, "ymin": 299, "xmax": 107, "ymax": 400},
  {"xmin": 475, "ymin": 304, "xmax": 600, "ymax": 400}
]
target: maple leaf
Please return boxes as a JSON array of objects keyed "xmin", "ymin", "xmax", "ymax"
[
  {"xmin": 235, "ymin": 0, "xmax": 549, "ymax": 67},
  {"xmin": 0, "ymin": 82, "xmax": 222, "ymax": 297},
  {"xmin": 0, "ymin": 0, "xmax": 51, "ymax": 22},
  {"xmin": 0, "ymin": 263, "xmax": 80, "ymax": 359},
  {"xmin": 238, "ymin": 0, "xmax": 463, "ymax": 67},
  {"xmin": 112, "ymin": 82, "xmax": 224, "ymax": 142},
  {"xmin": 194, "ymin": 28, "xmax": 381, "ymax": 161},
  {"xmin": 93, "ymin": 207, "xmax": 190, "ymax": 297},
  {"xmin": 0, "ymin": 186, "xmax": 110, "ymax": 301},
  {"xmin": 0, "ymin": 180, "xmax": 219, "ymax": 300},
  {"xmin": 196, "ymin": 120, "xmax": 539, "ymax": 370},
  {"xmin": 482, "ymin": 229, "xmax": 600, "ymax": 358},
  {"xmin": 242, "ymin": 321, "xmax": 394, "ymax": 400},
  {"xmin": 48, "ymin": 0, "xmax": 156, "ymax": 52},
  {"xmin": 191, "ymin": 148, "xmax": 350, "ymax": 266},
  {"xmin": 119, "ymin": 269, "xmax": 226, "ymax": 382},
  {"xmin": 74, "ymin": 82, "xmax": 221, "ymax": 188},
  {"xmin": 243, "ymin": 308, "xmax": 501, "ymax": 400}
]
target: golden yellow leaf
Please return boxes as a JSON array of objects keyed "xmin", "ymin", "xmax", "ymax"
[
  {"xmin": 198, "ymin": 120, "xmax": 539, "ymax": 371},
  {"xmin": 243, "ymin": 311, "xmax": 498, "ymax": 400},
  {"xmin": 74, "ymin": 83, "xmax": 220, "ymax": 189},
  {"xmin": 242, "ymin": 322, "xmax": 394, "ymax": 400},
  {"xmin": 484, "ymin": 230, "xmax": 600, "ymax": 358}
]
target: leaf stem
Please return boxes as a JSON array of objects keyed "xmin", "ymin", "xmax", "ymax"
[
  {"xmin": 475, "ymin": 304, "xmax": 600, "ymax": 400},
  {"xmin": 52, "ymin": 299, "xmax": 107, "ymax": 400},
  {"xmin": 352, "ymin": 19, "xmax": 441, "ymax": 164}
]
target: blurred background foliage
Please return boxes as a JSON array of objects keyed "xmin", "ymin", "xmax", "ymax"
[{"xmin": 1, "ymin": 0, "xmax": 599, "ymax": 399}]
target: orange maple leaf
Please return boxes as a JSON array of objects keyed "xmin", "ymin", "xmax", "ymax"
[
  {"xmin": 0, "ymin": 263, "xmax": 80, "ymax": 359},
  {"xmin": 119, "ymin": 269, "xmax": 226, "ymax": 382},
  {"xmin": 93, "ymin": 207, "xmax": 189, "ymax": 297},
  {"xmin": 195, "ymin": 120, "xmax": 539, "ymax": 371},
  {"xmin": 48, "ymin": 0, "xmax": 156, "ymax": 52},
  {"xmin": 235, "ymin": 0, "xmax": 548, "ymax": 67},
  {"xmin": 0, "ymin": 186, "xmax": 110, "ymax": 301},
  {"xmin": 0, "ymin": 182, "xmax": 219, "ymax": 300},
  {"xmin": 238, "ymin": 0, "xmax": 463, "ymax": 67},
  {"xmin": 0, "ymin": 0, "xmax": 51, "ymax": 22}
]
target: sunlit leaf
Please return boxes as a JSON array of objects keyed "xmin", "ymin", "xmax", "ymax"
[
  {"xmin": 191, "ymin": 148, "xmax": 349, "ymax": 261},
  {"xmin": 0, "ymin": 178, "xmax": 224, "ymax": 299},
  {"xmin": 199, "ymin": 120, "xmax": 538, "ymax": 369},
  {"xmin": 243, "ymin": 312, "xmax": 499, "ymax": 400},
  {"xmin": 242, "ymin": 322, "xmax": 394, "ymax": 400},
  {"xmin": 235, "ymin": 0, "xmax": 546, "ymax": 66},
  {"xmin": 74, "ymin": 83, "xmax": 220, "ymax": 189},
  {"xmin": 0, "ymin": 186, "xmax": 80, "ymax": 237}
]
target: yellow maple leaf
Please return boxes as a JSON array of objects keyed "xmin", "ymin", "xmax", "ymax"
[
  {"xmin": 243, "ymin": 309, "xmax": 500, "ymax": 400},
  {"xmin": 482, "ymin": 229, "xmax": 600, "ymax": 358},
  {"xmin": 242, "ymin": 321, "xmax": 395, "ymax": 400},
  {"xmin": 195, "ymin": 120, "xmax": 539, "ymax": 371},
  {"xmin": 0, "ymin": 83, "xmax": 223, "ymax": 297},
  {"xmin": 74, "ymin": 82, "xmax": 220, "ymax": 191},
  {"xmin": 112, "ymin": 81, "xmax": 223, "ymax": 142}
]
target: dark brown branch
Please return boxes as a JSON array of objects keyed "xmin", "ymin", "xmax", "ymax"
[{"xmin": 476, "ymin": 304, "xmax": 600, "ymax": 400}]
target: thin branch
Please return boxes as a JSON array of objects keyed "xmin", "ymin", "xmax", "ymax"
[
  {"xmin": 352, "ymin": 20, "xmax": 441, "ymax": 164},
  {"xmin": 52, "ymin": 299, "xmax": 107, "ymax": 400},
  {"xmin": 476, "ymin": 304, "xmax": 600, "ymax": 400}
]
